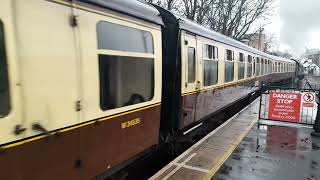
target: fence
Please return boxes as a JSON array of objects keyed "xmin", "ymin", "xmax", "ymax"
[{"xmin": 259, "ymin": 86, "xmax": 319, "ymax": 126}]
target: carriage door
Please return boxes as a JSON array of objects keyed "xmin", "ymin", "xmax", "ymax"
[
  {"xmin": 0, "ymin": 0, "xmax": 24, "ymax": 146},
  {"xmin": 180, "ymin": 33, "xmax": 200, "ymax": 129},
  {"xmin": 183, "ymin": 34, "xmax": 198, "ymax": 93}
]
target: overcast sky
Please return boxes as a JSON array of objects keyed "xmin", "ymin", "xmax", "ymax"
[{"xmin": 264, "ymin": 0, "xmax": 320, "ymax": 57}]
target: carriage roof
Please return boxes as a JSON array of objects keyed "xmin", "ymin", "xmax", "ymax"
[
  {"xmin": 81, "ymin": 0, "xmax": 164, "ymax": 25},
  {"xmin": 175, "ymin": 15, "xmax": 294, "ymax": 63}
]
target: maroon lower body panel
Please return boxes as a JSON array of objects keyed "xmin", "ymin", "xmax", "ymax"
[
  {"xmin": 0, "ymin": 105, "xmax": 161, "ymax": 180},
  {"xmin": 179, "ymin": 81, "xmax": 257, "ymax": 129}
]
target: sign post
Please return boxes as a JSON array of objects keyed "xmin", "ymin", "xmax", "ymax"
[
  {"xmin": 268, "ymin": 92, "xmax": 302, "ymax": 123},
  {"xmin": 311, "ymin": 102, "xmax": 320, "ymax": 137}
]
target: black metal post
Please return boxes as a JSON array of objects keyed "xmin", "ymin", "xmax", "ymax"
[{"xmin": 311, "ymin": 101, "xmax": 320, "ymax": 137}]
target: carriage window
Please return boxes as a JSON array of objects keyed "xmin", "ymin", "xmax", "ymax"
[
  {"xmin": 239, "ymin": 53, "xmax": 244, "ymax": 62},
  {"xmin": 289, "ymin": 64, "xmax": 291, "ymax": 71},
  {"xmin": 97, "ymin": 21, "xmax": 154, "ymax": 110},
  {"xmin": 188, "ymin": 47, "xmax": 196, "ymax": 83},
  {"xmin": 285, "ymin": 63, "xmax": 287, "ymax": 72},
  {"xmin": 247, "ymin": 55, "xmax": 252, "ymax": 77},
  {"xmin": 204, "ymin": 44, "xmax": 216, "ymax": 59},
  {"xmin": 265, "ymin": 60, "xmax": 268, "ymax": 74},
  {"xmin": 0, "ymin": 21, "xmax": 10, "ymax": 117},
  {"xmin": 288, "ymin": 64, "xmax": 291, "ymax": 72},
  {"xmin": 225, "ymin": 49, "xmax": 234, "ymax": 82},
  {"xmin": 203, "ymin": 44, "xmax": 218, "ymax": 86},
  {"xmin": 238, "ymin": 53, "xmax": 245, "ymax": 79},
  {"xmin": 264, "ymin": 59, "xmax": 266, "ymax": 74},
  {"xmin": 261, "ymin": 59, "xmax": 264, "ymax": 75},
  {"xmin": 255, "ymin": 57, "xmax": 260, "ymax": 76},
  {"xmin": 272, "ymin": 62, "xmax": 275, "ymax": 72},
  {"xmin": 280, "ymin": 63, "xmax": 282, "ymax": 72},
  {"xmin": 99, "ymin": 55, "xmax": 154, "ymax": 110},
  {"xmin": 97, "ymin": 21, "xmax": 153, "ymax": 53},
  {"xmin": 269, "ymin": 60, "xmax": 272, "ymax": 73},
  {"xmin": 289, "ymin": 64, "xmax": 290, "ymax": 71},
  {"xmin": 226, "ymin": 49, "xmax": 234, "ymax": 61}
]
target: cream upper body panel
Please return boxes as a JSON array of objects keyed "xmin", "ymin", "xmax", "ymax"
[
  {"xmin": 0, "ymin": 0, "xmax": 162, "ymax": 145},
  {"xmin": 14, "ymin": 0, "xmax": 80, "ymax": 138},
  {"xmin": 180, "ymin": 31, "xmax": 270, "ymax": 95},
  {"xmin": 75, "ymin": 3, "xmax": 162, "ymax": 122}
]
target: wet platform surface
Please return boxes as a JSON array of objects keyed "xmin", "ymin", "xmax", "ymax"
[
  {"xmin": 212, "ymin": 124, "xmax": 320, "ymax": 180},
  {"xmin": 150, "ymin": 99, "xmax": 260, "ymax": 180}
]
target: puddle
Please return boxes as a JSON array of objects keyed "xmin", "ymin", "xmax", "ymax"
[
  {"xmin": 220, "ymin": 165, "xmax": 233, "ymax": 175},
  {"xmin": 298, "ymin": 145, "xmax": 310, "ymax": 151},
  {"xmin": 243, "ymin": 137, "xmax": 254, "ymax": 142},
  {"xmin": 312, "ymin": 143, "xmax": 320, "ymax": 150},
  {"xmin": 311, "ymin": 161, "xmax": 319, "ymax": 170},
  {"xmin": 232, "ymin": 154, "xmax": 241, "ymax": 160},
  {"xmin": 234, "ymin": 147, "xmax": 245, "ymax": 153}
]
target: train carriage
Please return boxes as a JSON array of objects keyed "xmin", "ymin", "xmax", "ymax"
[
  {"xmin": 155, "ymin": 7, "xmax": 296, "ymax": 138},
  {"xmin": 0, "ymin": 0, "xmax": 163, "ymax": 179},
  {"xmin": 0, "ymin": 0, "xmax": 297, "ymax": 179}
]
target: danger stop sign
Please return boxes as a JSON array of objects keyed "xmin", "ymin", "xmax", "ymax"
[{"xmin": 268, "ymin": 92, "xmax": 301, "ymax": 122}]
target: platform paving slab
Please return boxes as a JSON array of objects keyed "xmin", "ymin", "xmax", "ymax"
[{"xmin": 149, "ymin": 99, "xmax": 260, "ymax": 180}]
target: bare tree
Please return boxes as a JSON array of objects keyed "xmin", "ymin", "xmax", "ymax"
[
  {"xmin": 180, "ymin": 0, "xmax": 197, "ymax": 20},
  {"xmin": 162, "ymin": 0, "xmax": 179, "ymax": 10},
  {"xmin": 145, "ymin": 0, "xmax": 156, "ymax": 3},
  {"xmin": 143, "ymin": 0, "xmax": 179, "ymax": 10},
  {"xmin": 179, "ymin": 0, "xmax": 214, "ymax": 24},
  {"xmin": 207, "ymin": 0, "xmax": 275, "ymax": 40},
  {"xmin": 265, "ymin": 33, "xmax": 279, "ymax": 52},
  {"xmin": 143, "ymin": 0, "xmax": 275, "ymax": 41}
]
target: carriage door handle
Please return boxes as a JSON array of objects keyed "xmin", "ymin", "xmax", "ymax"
[
  {"xmin": 32, "ymin": 123, "xmax": 49, "ymax": 134},
  {"xmin": 196, "ymin": 81, "xmax": 201, "ymax": 90},
  {"xmin": 14, "ymin": 125, "xmax": 26, "ymax": 135}
]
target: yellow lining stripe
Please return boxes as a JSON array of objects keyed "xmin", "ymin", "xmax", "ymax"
[
  {"xmin": 1, "ymin": 103, "xmax": 161, "ymax": 150},
  {"xmin": 61, "ymin": 103, "xmax": 161, "ymax": 133},
  {"xmin": 182, "ymin": 77, "xmax": 258, "ymax": 96}
]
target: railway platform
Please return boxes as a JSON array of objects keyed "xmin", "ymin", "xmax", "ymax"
[
  {"xmin": 150, "ymin": 99, "xmax": 260, "ymax": 180},
  {"xmin": 150, "ymin": 89, "xmax": 320, "ymax": 180}
]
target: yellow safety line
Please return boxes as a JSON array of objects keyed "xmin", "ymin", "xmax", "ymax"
[
  {"xmin": 202, "ymin": 119, "xmax": 258, "ymax": 180},
  {"xmin": 1, "ymin": 103, "xmax": 161, "ymax": 149}
]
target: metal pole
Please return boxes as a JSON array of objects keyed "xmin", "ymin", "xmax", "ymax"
[
  {"xmin": 311, "ymin": 100, "xmax": 320, "ymax": 137},
  {"xmin": 258, "ymin": 27, "xmax": 262, "ymax": 51}
]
